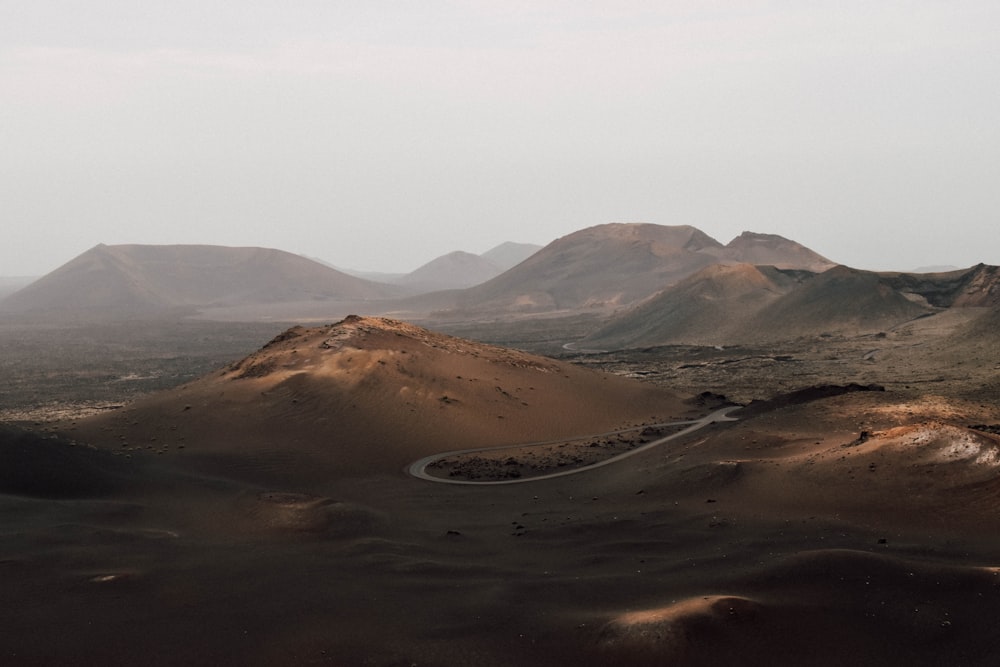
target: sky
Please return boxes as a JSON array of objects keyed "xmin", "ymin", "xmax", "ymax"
[{"xmin": 2, "ymin": 1, "xmax": 998, "ymax": 276}]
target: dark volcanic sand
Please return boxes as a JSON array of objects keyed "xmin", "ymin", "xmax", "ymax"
[
  {"xmin": 2, "ymin": 316, "xmax": 1000, "ymax": 665},
  {"xmin": 5, "ymin": 390, "xmax": 1000, "ymax": 666}
]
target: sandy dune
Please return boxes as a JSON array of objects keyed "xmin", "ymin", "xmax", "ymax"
[{"xmin": 68, "ymin": 315, "xmax": 687, "ymax": 486}]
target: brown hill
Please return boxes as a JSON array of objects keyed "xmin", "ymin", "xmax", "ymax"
[
  {"xmin": 581, "ymin": 263, "xmax": 812, "ymax": 348},
  {"xmin": 445, "ymin": 224, "xmax": 725, "ymax": 316},
  {"xmin": 582, "ymin": 264, "xmax": 935, "ymax": 349},
  {"xmin": 748, "ymin": 265, "xmax": 933, "ymax": 338},
  {"xmin": 0, "ymin": 244, "xmax": 403, "ymax": 320},
  {"xmin": 698, "ymin": 391, "xmax": 1000, "ymax": 533},
  {"xmin": 715, "ymin": 231, "xmax": 836, "ymax": 271},
  {"xmin": 480, "ymin": 241, "xmax": 543, "ymax": 270},
  {"xmin": 395, "ymin": 250, "xmax": 503, "ymax": 292},
  {"xmin": 70, "ymin": 315, "xmax": 687, "ymax": 485},
  {"xmin": 425, "ymin": 223, "xmax": 836, "ymax": 319}
]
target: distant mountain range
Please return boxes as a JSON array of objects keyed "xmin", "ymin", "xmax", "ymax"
[
  {"xmin": 0, "ymin": 244, "xmax": 405, "ymax": 320},
  {"xmin": 3, "ymin": 225, "xmax": 997, "ymax": 343},
  {"xmin": 440, "ymin": 224, "xmax": 835, "ymax": 317},
  {"xmin": 581, "ymin": 263, "xmax": 1000, "ymax": 349},
  {"xmin": 338, "ymin": 241, "xmax": 542, "ymax": 292},
  {"xmin": 395, "ymin": 251, "xmax": 501, "ymax": 293},
  {"xmin": 0, "ymin": 225, "xmax": 832, "ymax": 321}
]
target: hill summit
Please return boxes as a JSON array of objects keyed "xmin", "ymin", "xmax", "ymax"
[
  {"xmin": 395, "ymin": 250, "xmax": 504, "ymax": 292},
  {"xmin": 0, "ymin": 244, "xmax": 402, "ymax": 320},
  {"xmin": 444, "ymin": 223, "xmax": 834, "ymax": 317},
  {"xmin": 71, "ymin": 315, "xmax": 687, "ymax": 484},
  {"xmin": 720, "ymin": 231, "xmax": 835, "ymax": 271}
]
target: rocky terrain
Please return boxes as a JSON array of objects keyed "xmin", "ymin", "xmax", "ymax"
[{"xmin": 1, "ymin": 224, "xmax": 999, "ymax": 665}]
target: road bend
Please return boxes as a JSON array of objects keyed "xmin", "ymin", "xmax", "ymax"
[{"xmin": 407, "ymin": 405, "xmax": 741, "ymax": 485}]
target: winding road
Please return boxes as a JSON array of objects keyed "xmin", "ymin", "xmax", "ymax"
[{"xmin": 407, "ymin": 405, "xmax": 741, "ymax": 485}]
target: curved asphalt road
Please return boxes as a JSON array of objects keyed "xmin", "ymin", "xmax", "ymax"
[{"xmin": 407, "ymin": 405, "xmax": 741, "ymax": 485}]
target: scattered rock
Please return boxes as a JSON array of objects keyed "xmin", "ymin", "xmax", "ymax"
[{"xmin": 843, "ymin": 430, "xmax": 871, "ymax": 448}]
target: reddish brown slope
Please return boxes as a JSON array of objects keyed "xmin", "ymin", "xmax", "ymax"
[
  {"xmin": 749, "ymin": 265, "xmax": 933, "ymax": 337},
  {"xmin": 395, "ymin": 250, "xmax": 503, "ymax": 292},
  {"xmin": 581, "ymin": 263, "xmax": 810, "ymax": 348},
  {"xmin": 422, "ymin": 223, "xmax": 838, "ymax": 320},
  {"xmin": 71, "ymin": 316, "xmax": 687, "ymax": 484},
  {"xmin": 448, "ymin": 223, "xmax": 726, "ymax": 315},
  {"xmin": 0, "ymin": 244, "xmax": 403, "ymax": 320},
  {"xmin": 716, "ymin": 231, "xmax": 836, "ymax": 272},
  {"xmin": 584, "ymin": 264, "xmax": 936, "ymax": 349}
]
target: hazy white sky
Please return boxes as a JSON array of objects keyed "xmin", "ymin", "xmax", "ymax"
[{"xmin": 2, "ymin": 1, "xmax": 998, "ymax": 276}]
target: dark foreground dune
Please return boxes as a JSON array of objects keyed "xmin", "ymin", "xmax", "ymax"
[{"xmin": 3, "ymin": 318, "xmax": 1000, "ymax": 665}]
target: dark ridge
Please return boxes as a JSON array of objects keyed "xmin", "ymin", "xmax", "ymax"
[
  {"xmin": 685, "ymin": 391, "xmax": 737, "ymax": 409},
  {"xmin": 882, "ymin": 263, "xmax": 1000, "ymax": 307},
  {"xmin": 262, "ymin": 325, "xmax": 308, "ymax": 349},
  {"xmin": 737, "ymin": 383, "xmax": 886, "ymax": 417}
]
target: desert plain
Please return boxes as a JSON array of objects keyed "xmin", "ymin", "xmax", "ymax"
[{"xmin": 0, "ymin": 311, "xmax": 997, "ymax": 666}]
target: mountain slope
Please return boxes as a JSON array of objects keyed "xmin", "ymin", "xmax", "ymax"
[
  {"xmin": 426, "ymin": 223, "xmax": 838, "ymax": 319},
  {"xmin": 715, "ymin": 231, "xmax": 836, "ymax": 272},
  {"xmin": 581, "ymin": 263, "xmax": 812, "ymax": 348},
  {"xmin": 882, "ymin": 264, "xmax": 1000, "ymax": 308},
  {"xmin": 751, "ymin": 265, "xmax": 935, "ymax": 338},
  {"xmin": 448, "ymin": 223, "xmax": 726, "ymax": 315},
  {"xmin": 70, "ymin": 316, "xmax": 687, "ymax": 484},
  {"xmin": 395, "ymin": 251, "xmax": 503, "ymax": 292},
  {"xmin": 0, "ymin": 244, "xmax": 403, "ymax": 319},
  {"xmin": 480, "ymin": 242, "xmax": 543, "ymax": 270},
  {"xmin": 0, "ymin": 277, "xmax": 37, "ymax": 301},
  {"xmin": 581, "ymin": 264, "xmax": 938, "ymax": 349}
]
